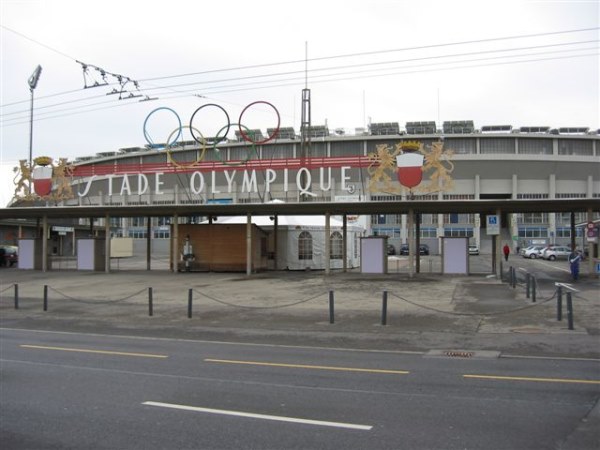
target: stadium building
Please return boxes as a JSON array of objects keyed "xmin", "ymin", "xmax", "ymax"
[{"xmin": 3, "ymin": 118, "xmax": 599, "ymax": 274}]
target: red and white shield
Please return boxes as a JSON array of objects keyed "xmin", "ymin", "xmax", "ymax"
[
  {"xmin": 33, "ymin": 166, "xmax": 53, "ymax": 196},
  {"xmin": 396, "ymin": 153, "xmax": 424, "ymax": 188}
]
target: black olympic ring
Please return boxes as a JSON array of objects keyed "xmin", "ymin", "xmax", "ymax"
[{"xmin": 189, "ymin": 103, "xmax": 230, "ymax": 146}]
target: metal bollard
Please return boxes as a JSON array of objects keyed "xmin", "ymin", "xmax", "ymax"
[
  {"xmin": 531, "ymin": 276, "xmax": 536, "ymax": 303},
  {"xmin": 43, "ymin": 285, "xmax": 48, "ymax": 311},
  {"xmin": 557, "ymin": 286, "xmax": 562, "ymax": 321},
  {"xmin": 329, "ymin": 290, "xmax": 334, "ymax": 324},
  {"xmin": 526, "ymin": 273, "xmax": 531, "ymax": 299},
  {"xmin": 148, "ymin": 287, "xmax": 153, "ymax": 317},
  {"xmin": 566, "ymin": 293, "xmax": 574, "ymax": 330},
  {"xmin": 188, "ymin": 289, "xmax": 193, "ymax": 318},
  {"xmin": 382, "ymin": 290, "xmax": 388, "ymax": 326},
  {"xmin": 14, "ymin": 284, "xmax": 19, "ymax": 310}
]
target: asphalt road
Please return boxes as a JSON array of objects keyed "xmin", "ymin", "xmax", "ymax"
[{"xmin": 1, "ymin": 327, "xmax": 598, "ymax": 450}]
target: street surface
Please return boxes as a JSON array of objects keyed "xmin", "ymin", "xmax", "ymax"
[{"xmin": 1, "ymin": 327, "xmax": 599, "ymax": 449}]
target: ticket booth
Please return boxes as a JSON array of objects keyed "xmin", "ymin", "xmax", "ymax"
[
  {"xmin": 77, "ymin": 238, "xmax": 106, "ymax": 271},
  {"xmin": 360, "ymin": 236, "xmax": 388, "ymax": 274}
]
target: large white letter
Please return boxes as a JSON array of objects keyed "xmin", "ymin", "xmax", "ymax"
[
  {"xmin": 340, "ymin": 166, "xmax": 351, "ymax": 192},
  {"xmin": 211, "ymin": 171, "xmax": 221, "ymax": 194},
  {"xmin": 283, "ymin": 168, "xmax": 289, "ymax": 192},
  {"xmin": 296, "ymin": 168, "xmax": 316, "ymax": 197},
  {"xmin": 106, "ymin": 174, "xmax": 116, "ymax": 196},
  {"xmin": 155, "ymin": 173, "xmax": 164, "ymax": 195},
  {"xmin": 78, "ymin": 176, "xmax": 97, "ymax": 197},
  {"xmin": 190, "ymin": 172, "xmax": 205, "ymax": 194},
  {"xmin": 242, "ymin": 170, "xmax": 258, "ymax": 193},
  {"xmin": 319, "ymin": 167, "xmax": 332, "ymax": 191},
  {"xmin": 120, "ymin": 175, "xmax": 132, "ymax": 196},
  {"xmin": 137, "ymin": 174, "xmax": 149, "ymax": 195},
  {"xmin": 224, "ymin": 170, "xmax": 237, "ymax": 193},
  {"xmin": 265, "ymin": 169, "xmax": 277, "ymax": 193}
]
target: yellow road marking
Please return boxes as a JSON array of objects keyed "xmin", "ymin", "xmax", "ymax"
[
  {"xmin": 464, "ymin": 374, "xmax": 600, "ymax": 385},
  {"xmin": 20, "ymin": 344, "xmax": 168, "ymax": 359},
  {"xmin": 204, "ymin": 358, "xmax": 409, "ymax": 374}
]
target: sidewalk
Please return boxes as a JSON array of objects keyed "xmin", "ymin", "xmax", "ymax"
[{"xmin": 1, "ymin": 268, "xmax": 599, "ymax": 358}]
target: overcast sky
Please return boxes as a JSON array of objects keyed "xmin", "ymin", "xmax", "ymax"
[{"xmin": 1, "ymin": 0, "xmax": 598, "ymax": 207}]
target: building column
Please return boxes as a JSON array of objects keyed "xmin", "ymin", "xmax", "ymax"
[
  {"xmin": 172, "ymin": 214, "xmax": 178, "ymax": 273},
  {"xmin": 273, "ymin": 215, "xmax": 278, "ymax": 271},
  {"xmin": 325, "ymin": 213, "xmax": 331, "ymax": 276},
  {"xmin": 105, "ymin": 213, "xmax": 111, "ymax": 273},
  {"xmin": 246, "ymin": 213, "xmax": 252, "ymax": 276},
  {"xmin": 408, "ymin": 208, "xmax": 414, "ymax": 278},
  {"xmin": 146, "ymin": 217, "xmax": 152, "ymax": 271},
  {"xmin": 342, "ymin": 214, "xmax": 347, "ymax": 273},
  {"xmin": 42, "ymin": 215, "xmax": 48, "ymax": 272}
]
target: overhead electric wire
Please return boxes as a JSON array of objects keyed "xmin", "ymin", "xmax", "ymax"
[
  {"xmin": 1, "ymin": 25, "xmax": 597, "ymax": 109},
  {"xmin": 3, "ymin": 50, "xmax": 597, "ymax": 128},
  {"xmin": 2, "ymin": 38, "xmax": 596, "ymax": 121},
  {"xmin": 128, "ymin": 39, "xmax": 599, "ymax": 94},
  {"xmin": 1, "ymin": 25, "xmax": 597, "ymax": 127},
  {"xmin": 138, "ymin": 27, "xmax": 599, "ymax": 82}
]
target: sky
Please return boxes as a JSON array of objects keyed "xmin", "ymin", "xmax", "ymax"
[{"xmin": 1, "ymin": 0, "xmax": 599, "ymax": 207}]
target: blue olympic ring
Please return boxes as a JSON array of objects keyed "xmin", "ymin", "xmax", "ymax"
[{"xmin": 143, "ymin": 107, "xmax": 182, "ymax": 149}]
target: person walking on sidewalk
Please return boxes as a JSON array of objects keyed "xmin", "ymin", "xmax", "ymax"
[
  {"xmin": 569, "ymin": 249, "xmax": 582, "ymax": 281},
  {"xmin": 503, "ymin": 243, "xmax": 510, "ymax": 261}
]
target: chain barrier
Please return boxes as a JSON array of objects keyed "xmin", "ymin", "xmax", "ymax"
[
  {"xmin": 0, "ymin": 283, "xmax": 15, "ymax": 294},
  {"xmin": 47, "ymin": 286, "xmax": 148, "ymax": 305},
  {"xmin": 388, "ymin": 289, "xmax": 558, "ymax": 317},
  {"xmin": 192, "ymin": 288, "xmax": 327, "ymax": 310}
]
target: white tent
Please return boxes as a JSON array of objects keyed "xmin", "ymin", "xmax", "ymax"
[{"xmin": 204, "ymin": 213, "xmax": 365, "ymax": 270}]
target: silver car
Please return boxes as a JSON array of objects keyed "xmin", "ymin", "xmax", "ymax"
[
  {"xmin": 542, "ymin": 246, "xmax": 571, "ymax": 261},
  {"xmin": 521, "ymin": 245, "xmax": 545, "ymax": 259}
]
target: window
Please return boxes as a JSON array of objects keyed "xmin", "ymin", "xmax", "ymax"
[
  {"xmin": 556, "ymin": 212, "xmax": 588, "ymax": 224},
  {"xmin": 130, "ymin": 217, "xmax": 146, "ymax": 227},
  {"xmin": 517, "ymin": 193, "xmax": 549, "ymax": 199},
  {"xmin": 420, "ymin": 228, "xmax": 437, "ymax": 238},
  {"xmin": 518, "ymin": 227, "xmax": 548, "ymax": 238},
  {"xmin": 298, "ymin": 231, "xmax": 313, "ymax": 260},
  {"xmin": 153, "ymin": 229, "xmax": 170, "ymax": 239},
  {"xmin": 480, "ymin": 138, "xmax": 515, "ymax": 154},
  {"xmin": 445, "ymin": 138, "xmax": 476, "ymax": 154},
  {"xmin": 128, "ymin": 229, "xmax": 148, "ymax": 239},
  {"xmin": 330, "ymin": 231, "xmax": 343, "ymax": 259},
  {"xmin": 443, "ymin": 213, "xmax": 474, "ymax": 224},
  {"xmin": 517, "ymin": 213, "xmax": 549, "ymax": 224},
  {"xmin": 558, "ymin": 139, "xmax": 593, "ymax": 156},
  {"xmin": 444, "ymin": 227, "xmax": 473, "ymax": 237},
  {"xmin": 330, "ymin": 141, "xmax": 363, "ymax": 157},
  {"xmin": 518, "ymin": 138, "xmax": 553, "ymax": 155}
]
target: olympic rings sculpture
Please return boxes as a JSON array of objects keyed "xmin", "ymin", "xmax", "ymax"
[{"xmin": 143, "ymin": 101, "xmax": 280, "ymax": 168}]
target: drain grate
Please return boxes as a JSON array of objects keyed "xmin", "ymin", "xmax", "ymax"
[
  {"xmin": 444, "ymin": 350, "xmax": 474, "ymax": 358},
  {"xmin": 425, "ymin": 349, "xmax": 501, "ymax": 359}
]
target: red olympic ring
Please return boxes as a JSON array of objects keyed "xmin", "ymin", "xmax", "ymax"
[{"xmin": 238, "ymin": 101, "xmax": 280, "ymax": 145}]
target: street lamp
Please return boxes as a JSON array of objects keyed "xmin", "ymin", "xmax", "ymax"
[{"xmin": 28, "ymin": 64, "xmax": 42, "ymax": 193}]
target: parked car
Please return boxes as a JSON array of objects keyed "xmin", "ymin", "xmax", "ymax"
[
  {"xmin": 521, "ymin": 245, "xmax": 545, "ymax": 259},
  {"xmin": 542, "ymin": 246, "xmax": 571, "ymax": 261},
  {"xmin": 468, "ymin": 244, "xmax": 479, "ymax": 255},
  {"xmin": 387, "ymin": 244, "xmax": 396, "ymax": 255},
  {"xmin": 399, "ymin": 244, "xmax": 430, "ymax": 255},
  {"xmin": 0, "ymin": 245, "xmax": 18, "ymax": 267}
]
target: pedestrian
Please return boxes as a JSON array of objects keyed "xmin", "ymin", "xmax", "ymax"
[
  {"xmin": 503, "ymin": 243, "xmax": 510, "ymax": 261},
  {"xmin": 569, "ymin": 249, "xmax": 582, "ymax": 281}
]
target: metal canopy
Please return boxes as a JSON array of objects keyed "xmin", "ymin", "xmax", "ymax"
[{"xmin": 1, "ymin": 199, "xmax": 597, "ymax": 220}]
